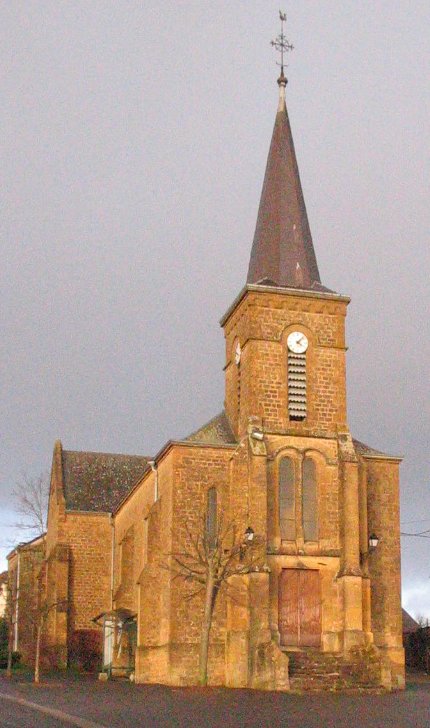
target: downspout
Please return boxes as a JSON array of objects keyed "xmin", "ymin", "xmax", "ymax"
[
  {"xmin": 148, "ymin": 461, "xmax": 158, "ymax": 502},
  {"xmin": 110, "ymin": 514, "xmax": 115, "ymax": 610},
  {"xmin": 14, "ymin": 551, "xmax": 20, "ymax": 651}
]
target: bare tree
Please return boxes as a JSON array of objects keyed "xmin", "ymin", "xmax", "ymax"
[
  {"xmin": 12, "ymin": 472, "xmax": 49, "ymax": 536},
  {"xmin": 6, "ymin": 473, "xmax": 48, "ymax": 678},
  {"xmin": 167, "ymin": 512, "xmax": 265, "ymax": 686},
  {"xmin": 416, "ymin": 615, "xmax": 430, "ymax": 629},
  {"xmin": 7, "ymin": 540, "xmax": 66, "ymax": 683},
  {"xmin": 5, "ymin": 582, "xmax": 14, "ymax": 679},
  {"xmin": 7, "ymin": 472, "xmax": 57, "ymax": 682},
  {"xmin": 26, "ymin": 553, "xmax": 66, "ymax": 684}
]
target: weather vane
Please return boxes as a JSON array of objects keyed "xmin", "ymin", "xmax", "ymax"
[{"xmin": 271, "ymin": 10, "xmax": 294, "ymax": 75}]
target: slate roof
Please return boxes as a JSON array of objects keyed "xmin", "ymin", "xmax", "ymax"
[
  {"xmin": 310, "ymin": 281, "xmax": 337, "ymax": 295},
  {"xmin": 62, "ymin": 450, "xmax": 150, "ymax": 513},
  {"xmin": 247, "ymin": 87, "xmax": 322, "ymax": 291},
  {"xmin": 184, "ymin": 419, "xmax": 397, "ymax": 458},
  {"xmin": 402, "ymin": 608, "xmax": 419, "ymax": 634},
  {"xmin": 185, "ymin": 411, "xmax": 237, "ymax": 446},
  {"xmin": 353, "ymin": 439, "xmax": 399, "ymax": 460}
]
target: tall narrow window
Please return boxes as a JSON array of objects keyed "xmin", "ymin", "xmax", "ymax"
[
  {"xmin": 287, "ymin": 331, "xmax": 308, "ymax": 421},
  {"xmin": 206, "ymin": 487, "xmax": 217, "ymax": 550},
  {"xmin": 279, "ymin": 457, "xmax": 295, "ymax": 540},
  {"xmin": 302, "ymin": 458, "xmax": 318, "ymax": 541},
  {"xmin": 142, "ymin": 517, "xmax": 149, "ymax": 567},
  {"xmin": 234, "ymin": 340, "xmax": 241, "ymax": 421}
]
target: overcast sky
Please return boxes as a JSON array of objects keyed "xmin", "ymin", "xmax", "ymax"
[{"xmin": 1, "ymin": 1, "xmax": 429, "ymax": 616}]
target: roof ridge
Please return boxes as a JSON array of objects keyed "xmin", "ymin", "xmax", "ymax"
[{"xmin": 63, "ymin": 449, "xmax": 150, "ymax": 460}]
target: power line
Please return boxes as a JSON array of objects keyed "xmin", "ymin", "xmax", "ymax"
[{"xmin": 401, "ymin": 518, "xmax": 430, "ymax": 525}]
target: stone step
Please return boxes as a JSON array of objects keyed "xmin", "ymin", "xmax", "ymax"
[
  {"xmin": 287, "ymin": 652, "xmax": 342, "ymax": 674},
  {"xmin": 286, "ymin": 649, "xmax": 381, "ymax": 691}
]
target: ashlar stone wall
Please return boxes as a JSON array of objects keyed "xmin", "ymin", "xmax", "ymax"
[{"xmin": 223, "ymin": 290, "xmax": 348, "ymax": 438}]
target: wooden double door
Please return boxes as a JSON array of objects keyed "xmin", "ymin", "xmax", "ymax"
[{"xmin": 278, "ymin": 569, "xmax": 321, "ymax": 648}]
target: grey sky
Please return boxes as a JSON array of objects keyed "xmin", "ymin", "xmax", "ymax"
[{"xmin": 1, "ymin": 1, "xmax": 429, "ymax": 615}]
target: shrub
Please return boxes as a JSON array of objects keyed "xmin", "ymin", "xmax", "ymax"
[
  {"xmin": 405, "ymin": 627, "xmax": 430, "ymax": 672},
  {"xmin": 0, "ymin": 649, "xmax": 21, "ymax": 669},
  {"xmin": 69, "ymin": 630, "xmax": 102, "ymax": 672}
]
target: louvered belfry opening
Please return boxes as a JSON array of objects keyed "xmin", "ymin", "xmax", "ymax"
[{"xmin": 288, "ymin": 351, "xmax": 307, "ymax": 420}]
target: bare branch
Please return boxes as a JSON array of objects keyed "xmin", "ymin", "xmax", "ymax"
[
  {"xmin": 184, "ymin": 521, "xmax": 207, "ymax": 566},
  {"xmin": 183, "ymin": 585, "xmax": 205, "ymax": 602},
  {"xmin": 12, "ymin": 471, "xmax": 49, "ymax": 536}
]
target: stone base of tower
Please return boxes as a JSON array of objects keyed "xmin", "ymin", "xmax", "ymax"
[
  {"xmin": 134, "ymin": 642, "xmax": 226, "ymax": 686},
  {"xmin": 225, "ymin": 571, "xmax": 290, "ymax": 690},
  {"xmin": 134, "ymin": 640, "xmax": 289, "ymax": 690},
  {"xmin": 134, "ymin": 642, "xmax": 403, "ymax": 692},
  {"xmin": 225, "ymin": 634, "xmax": 290, "ymax": 690},
  {"xmin": 287, "ymin": 646, "xmax": 381, "ymax": 692},
  {"xmin": 379, "ymin": 646, "xmax": 406, "ymax": 690}
]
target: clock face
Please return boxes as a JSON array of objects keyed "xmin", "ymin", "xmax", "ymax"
[
  {"xmin": 287, "ymin": 331, "xmax": 308, "ymax": 354},
  {"xmin": 234, "ymin": 342, "xmax": 241, "ymax": 365}
]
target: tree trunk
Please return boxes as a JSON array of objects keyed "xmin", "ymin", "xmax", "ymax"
[
  {"xmin": 199, "ymin": 573, "xmax": 216, "ymax": 686},
  {"xmin": 6, "ymin": 622, "xmax": 13, "ymax": 678},
  {"xmin": 34, "ymin": 624, "xmax": 42, "ymax": 684}
]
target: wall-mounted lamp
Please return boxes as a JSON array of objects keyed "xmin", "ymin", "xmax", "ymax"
[
  {"xmin": 368, "ymin": 533, "xmax": 379, "ymax": 551},
  {"xmin": 360, "ymin": 533, "xmax": 380, "ymax": 566},
  {"xmin": 239, "ymin": 526, "xmax": 255, "ymax": 561},
  {"xmin": 250, "ymin": 430, "xmax": 264, "ymax": 441},
  {"xmin": 244, "ymin": 526, "xmax": 255, "ymax": 544}
]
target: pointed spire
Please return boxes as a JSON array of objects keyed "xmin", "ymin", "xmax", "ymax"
[
  {"xmin": 247, "ymin": 22, "xmax": 321, "ymax": 290},
  {"xmin": 277, "ymin": 67, "xmax": 287, "ymax": 106}
]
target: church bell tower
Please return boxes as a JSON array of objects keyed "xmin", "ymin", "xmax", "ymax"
[
  {"xmin": 220, "ymin": 14, "xmax": 404, "ymax": 689},
  {"xmin": 222, "ymin": 55, "xmax": 349, "ymax": 443}
]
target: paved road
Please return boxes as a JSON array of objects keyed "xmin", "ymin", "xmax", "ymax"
[
  {"xmin": 1, "ymin": 674, "xmax": 430, "ymax": 728},
  {"xmin": 0, "ymin": 697, "xmax": 74, "ymax": 727}
]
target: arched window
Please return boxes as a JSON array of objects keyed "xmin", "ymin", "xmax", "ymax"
[
  {"xmin": 302, "ymin": 458, "xmax": 318, "ymax": 541},
  {"xmin": 206, "ymin": 487, "xmax": 217, "ymax": 550},
  {"xmin": 279, "ymin": 458, "xmax": 295, "ymax": 540}
]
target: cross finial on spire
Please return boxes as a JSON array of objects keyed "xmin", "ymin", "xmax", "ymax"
[{"xmin": 271, "ymin": 10, "xmax": 294, "ymax": 92}]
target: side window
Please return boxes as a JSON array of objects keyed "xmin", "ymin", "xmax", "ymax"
[
  {"xmin": 279, "ymin": 457, "xmax": 295, "ymax": 540},
  {"xmin": 206, "ymin": 487, "xmax": 217, "ymax": 550},
  {"xmin": 142, "ymin": 517, "xmax": 149, "ymax": 567},
  {"xmin": 302, "ymin": 458, "xmax": 318, "ymax": 541},
  {"xmin": 119, "ymin": 527, "xmax": 135, "ymax": 590}
]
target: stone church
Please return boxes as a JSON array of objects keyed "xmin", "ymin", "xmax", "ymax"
[{"xmin": 12, "ymin": 58, "xmax": 405, "ymax": 690}]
